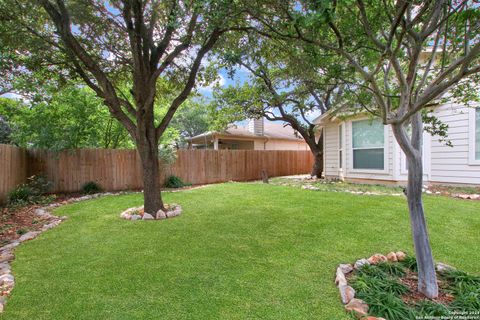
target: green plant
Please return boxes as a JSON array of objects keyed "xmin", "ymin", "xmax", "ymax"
[
  {"xmin": 7, "ymin": 184, "xmax": 33, "ymax": 204},
  {"xmin": 7, "ymin": 175, "xmax": 54, "ymax": 207},
  {"xmin": 352, "ymin": 273, "xmax": 409, "ymax": 298},
  {"xmin": 441, "ymin": 269, "xmax": 480, "ymax": 287},
  {"xmin": 351, "ymin": 274, "xmax": 386, "ymax": 297},
  {"xmin": 356, "ymin": 264, "xmax": 388, "ymax": 279},
  {"xmin": 81, "ymin": 181, "xmax": 103, "ymax": 195},
  {"xmin": 414, "ymin": 300, "xmax": 450, "ymax": 317},
  {"xmin": 362, "ymin": 291, "xmax": 415, "ymax": 320},
  {"xmin": 165, "ymin": 175, "xmax": 191, "ymax": 189},
  {"xmin": 376, "ymin": 262, "xmax": 406, "ymax": 277},
  {"xmin": 16, "ymin": 228, "xmax": 27, "ymax": 235},
  {"xmin": 26, "ymin": 175, "xmax": 53, "ymax": 196},
  {"xmin": 449, "ymin": 283, "xmax": 480, "ymax": 311},
  {"xmin": 158, "ymin": 145, "xmax": 177, "ymax": 165},
  {"xmin": 399, "ymin": 255, "xmax": 418, "ymax": 272},
  {"xmin": 382, "ymin": 277, "xmax": 410, "ymax": 296}
]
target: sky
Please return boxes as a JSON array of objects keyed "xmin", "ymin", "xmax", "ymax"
[{"xmin": 197, "ymin": 67, "xmax": 248, "ymax": 98}]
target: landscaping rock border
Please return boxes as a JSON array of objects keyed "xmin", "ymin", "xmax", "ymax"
[
  {"xmin": 119, "ymin": 204, "xmax": 182, "ymax": 220},
  {"xmin": 0, "ymin": 191, "xmax": 134, "ymax": 313},
  {"xmin": 335, "ymin": 251, "xmax": 454, "ymax": 319},
  {"xmin": 299, "ymin": 184, "xmax": 404, "ymax": 196}
]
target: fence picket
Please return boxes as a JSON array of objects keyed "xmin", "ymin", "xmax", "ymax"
[{"xmin": 0, "ymin": 144, "xmax": 314, "ymax": 202}]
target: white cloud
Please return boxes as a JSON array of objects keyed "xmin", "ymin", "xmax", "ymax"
[{"xmin": 198, "ymin": 73, "xmax": 226, "ymax": 94}]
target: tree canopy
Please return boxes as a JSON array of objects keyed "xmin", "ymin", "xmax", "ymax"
[{"xmin": 0, "ymin": 86, "xmax": 133, "ymax": 150}]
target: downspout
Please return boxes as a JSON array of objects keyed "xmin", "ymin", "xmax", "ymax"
[{"xmin": 263, "ymin": 137, "xmax": 269, "ymax": 150}]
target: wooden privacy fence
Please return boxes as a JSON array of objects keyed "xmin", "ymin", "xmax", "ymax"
[
  {"xmin": 0, "ymin": 144, "xmax": 314, "ymax": 202},
  {"xmin": 0, "ymin": 145, "xmax": 28, "ymax": 203}
]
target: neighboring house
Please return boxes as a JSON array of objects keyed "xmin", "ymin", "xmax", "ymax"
[
  {"xmin": 188, "ymin": 118, "xmax": 309, "ymax": 151},
  {"xmin": 314, "ymin": 103, "xmax": 480, "ymax": 186}
]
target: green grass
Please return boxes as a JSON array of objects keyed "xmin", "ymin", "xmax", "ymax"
[{"xmin": 2, "ymin": 182, "xmax": 479, "ymax": 319}]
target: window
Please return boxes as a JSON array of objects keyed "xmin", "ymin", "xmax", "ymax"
[
  {"xmin": 339, "ymin": 124, "xmax": 343, "ymax": 169},
  {"xmin": 476, "ymin": 108, "xmax": 480, "ymax": 160},
  {"xmin": 352, "ymin": 119, "xmax": 385, "ymax": 170}
]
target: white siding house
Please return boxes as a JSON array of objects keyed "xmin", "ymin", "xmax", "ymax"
[{"xmin": 315, "ymin": 103, "xmax": 480, "ymax": 186}]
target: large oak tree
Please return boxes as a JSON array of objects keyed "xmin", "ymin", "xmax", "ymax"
[{"xmin": 0, "ymin": 0, "xmax": 247, "ymax": 215}]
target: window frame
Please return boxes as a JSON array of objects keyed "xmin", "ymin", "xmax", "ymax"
[
  {"xmin": 468, "ymin": 106, "xmax": 480, "ymax": 165},
  {"xmin": 349, "ymin": 118, "xmax": 389, "ymax": 173},
  {"xmin": 338, "ymin": 124, "xmax": 343, "ymax": 169}
]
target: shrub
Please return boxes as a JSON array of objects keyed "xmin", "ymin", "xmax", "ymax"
[
  {"xmin": 7, "ymin": 175, "xmax": 53, "ymax": 207},
  {"xmin": 7, "ymin": 184, "xmax": 33, "ymax": 205},
  {"xmin": 81, "ymin": 181, "xmax": 103, "ymax": 194},
  {"xmin": 165, "ymin": 175, "xmax": 190, "ymax": 189},
  {"xmin": 26, "ymin": 175, "xmax": 53, "ymax": 196}
]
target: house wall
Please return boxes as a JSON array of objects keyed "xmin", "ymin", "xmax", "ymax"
[
  {"xmin": 264, "ymin": 139, "xmax": 309, "ymax": 151},
  {"xmin": 321, "ymin": 103, "xmax": 480, "ymax": 186},
  {"xmin": 428, "ymin": 103, "xmax": 480, "ymax": 185},
  {"xmin": 323, "ymin": 122, "xmax": 340, "ymax": 178},
  {"xmin": 253, "ymin": 139, "xmax": 265, "ymax": 150},
  {"xmin": 200, "ymin": 138, "xmax": 308, "ymax": 151}
]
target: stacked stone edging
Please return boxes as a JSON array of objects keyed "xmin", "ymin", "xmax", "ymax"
[
  {"xmin": 300, "ymin": 185, "xmax": 403, "ymax": 196},
  {"xmin": 119, "ymin": 204, "xmax": 182, "ymax": 220}
]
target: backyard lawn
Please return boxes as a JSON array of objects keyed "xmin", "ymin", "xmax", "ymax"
[{"xmin": 2, "ymin": 182, "xmax": 479, "ymax": 319}]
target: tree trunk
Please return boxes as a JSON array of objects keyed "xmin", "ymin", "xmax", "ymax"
[
  {"xmin": 392, "ymin": 121, "xmax": 438, "ymax": 298},
  {"xmin": 405, "ymin": 153, "xmax": 438, "ymax": 298},
  {"xmin": 304, "ymin": 131, "xmax": 323, "ymax": 178},
  {"xmin": 137, "ymin": 129, "xmax": 164, "ymax": 216},
  {"xmin": 311, "ymin": 152, "xmax": 323, "ymax": 178}
]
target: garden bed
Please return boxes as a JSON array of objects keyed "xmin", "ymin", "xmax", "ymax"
[{"xmin": 335, "ymin": 252, "xmax": 480, "ymax": 319}]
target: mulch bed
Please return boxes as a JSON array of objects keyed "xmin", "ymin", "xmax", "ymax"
[
  {"xmin": 0, "ymin": 205, "xmax": 50, "ymax": 247},
  {"xmin": 399, "ymin": 270, "xmax": 455, "ymax": 306},
  {"xmin": 0, "ymin": 192, "xmax": 90, "ymax": 246}
]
